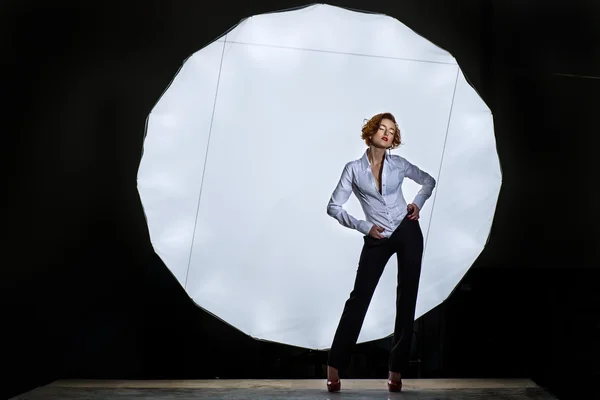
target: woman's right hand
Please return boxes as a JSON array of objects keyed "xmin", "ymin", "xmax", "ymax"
[{"xmin": 368, "ymin": 224, "xmax": 385, "ymax": 239}]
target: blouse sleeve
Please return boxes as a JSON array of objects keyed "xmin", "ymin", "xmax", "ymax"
[
  {"xmin": 326, "ymin": 163, "xmax": 373, "ymax": 235},
  {"xmin": 402, "ymin": 158, "xmax": 436, "ymax": 210}
]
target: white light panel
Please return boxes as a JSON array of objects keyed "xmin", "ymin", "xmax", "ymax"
[{"xmin": 137, "ymin": 4, "xmax": 502, "ymax": 350}]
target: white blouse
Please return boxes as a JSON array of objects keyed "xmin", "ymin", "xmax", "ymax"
[{"xmin": 327, "ymin": 150, "xmax": 436, "ymax": 238}]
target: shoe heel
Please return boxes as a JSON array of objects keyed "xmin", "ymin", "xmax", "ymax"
[
  {"xmin": 387, "ymin": 379, "xmax": 402, "ymax": 392},
  {"xmin": 327, "ymin": 379, "xmax": 341, "ymax": 392}
]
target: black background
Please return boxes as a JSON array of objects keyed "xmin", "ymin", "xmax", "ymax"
[{"xmin": 3, "ymin": 0, "xmax": 599, "ymax": 399}]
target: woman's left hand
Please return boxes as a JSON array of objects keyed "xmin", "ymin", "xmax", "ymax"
[{"xmin": 407, "ymin": 203, "xmax": 420, "ymax": 220}]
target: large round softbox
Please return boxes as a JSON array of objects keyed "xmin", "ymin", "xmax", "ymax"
[{"xmin": 137, "ymin": 4, "xmax": 502, "ymax": 350}]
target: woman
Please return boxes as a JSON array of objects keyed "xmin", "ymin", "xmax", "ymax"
[{"xmin": 325, "ymin": 112, "xmax": 436, "ymax": 393}]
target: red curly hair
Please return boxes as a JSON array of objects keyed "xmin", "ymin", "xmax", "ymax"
[{"xmin": 361, "ymin": 112, "xmax": 402, "ymax": 149}]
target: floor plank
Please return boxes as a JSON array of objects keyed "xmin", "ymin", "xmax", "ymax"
[{"xmin": 12, "ymin": 379, "xmax": 558, "ymax": 399}]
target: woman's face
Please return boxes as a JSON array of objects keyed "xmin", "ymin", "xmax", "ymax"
[{"xmin": 371, "ymin": 118, "xmax": 396, "ymax": 148}]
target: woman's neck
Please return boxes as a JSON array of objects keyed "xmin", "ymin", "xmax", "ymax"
[{"xmin": 368, "ymin": 147, "xmax": 386, "ymax": 166}]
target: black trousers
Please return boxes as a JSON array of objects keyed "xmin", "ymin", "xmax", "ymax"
[{"xmin": 327, "ymin": 217, "xmax": 424, "ymax": 374}]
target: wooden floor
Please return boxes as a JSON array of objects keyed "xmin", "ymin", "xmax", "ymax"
[{"xmin": 12, "ymin": 379, "xmax": 558, "ymax": 399}]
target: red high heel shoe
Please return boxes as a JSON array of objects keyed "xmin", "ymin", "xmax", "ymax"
[
  {"xmin": 387, "ymin": 379, "xmax": 402, "ymax": 392},
  {"xmin": 327, "ymin": 379, "xmax": 341, "ymax": 392}
]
